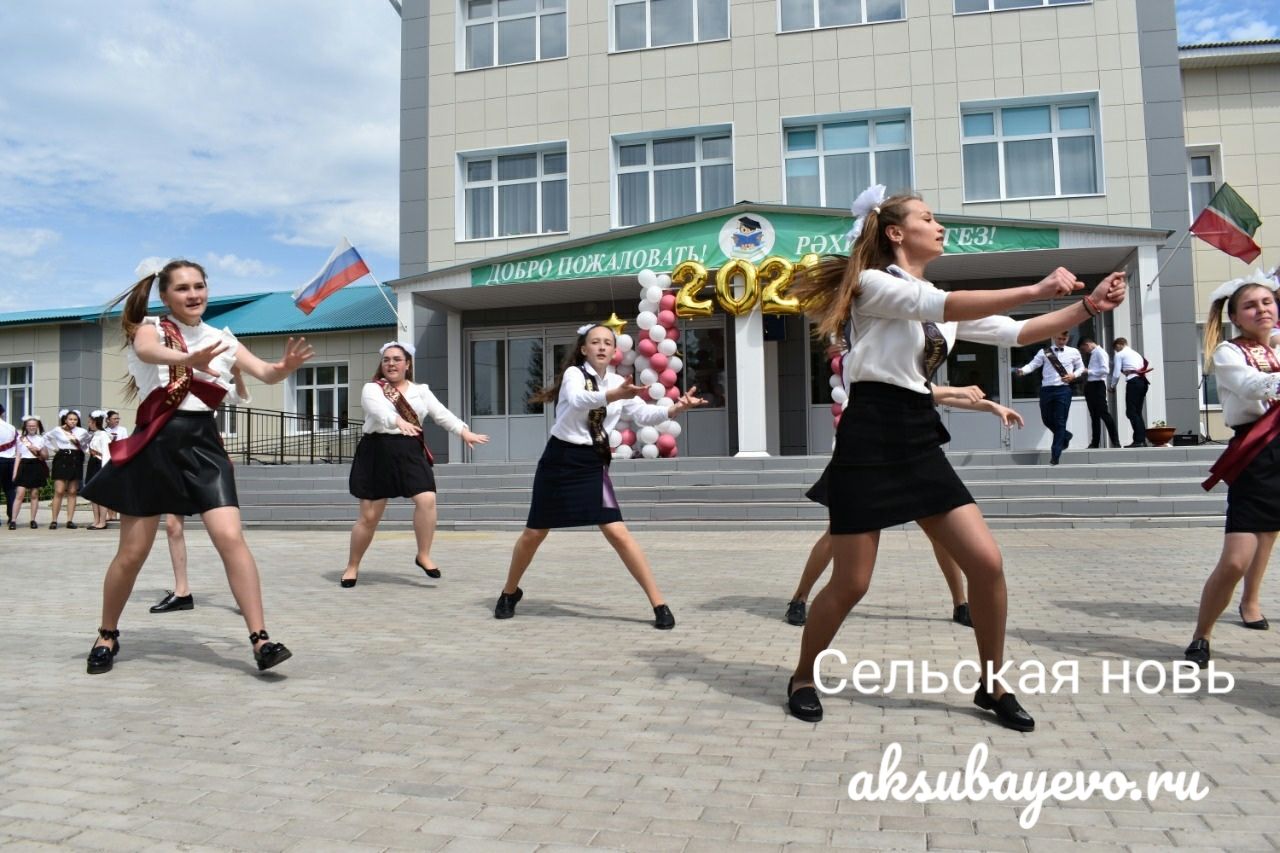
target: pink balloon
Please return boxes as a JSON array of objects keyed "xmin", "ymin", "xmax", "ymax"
[
  {"xmin": 648, "ymin": 353, "xmax": 668, "ymax": 372},
  {"xmin": 657, "ymin": 309, "xmax": 676, "ymax": 328},
  {"xmin": 656, "ymin": 434, "xmax": 676, "ymax": 455},
  {"xmin": 665, "ymin": 385, "xmax": 680, "ymax": 400},
  {"xmin": 668, "ymin": 446, "xmax": 678, "ymax": 458},
  {"xmin": 829, "ymin": 357, "xmax": 842, "ymax": 375},
  {"xmin": 620, "ymin": 429, "xmax": 636, "ymax": 447},
  {"xmin": 660, "ymin": 369, "xmax": 678, "ymax": 387},
  {"xmin": 638, "ymin": 338, "xmax": 658, "ymax": 357},
  {"xmin": 659, "ymin": 293, "xmax": 676, "ymax": 311},
  {"xmin": 610, "ymin": 349, "xmax": 624, "ymax": 366},
  {"xmin": 830, "ymin": 402, "xmax": 843, "ymax": 417}
]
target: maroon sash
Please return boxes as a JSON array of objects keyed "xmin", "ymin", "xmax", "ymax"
[
  {"xmin": 0, "ymin": 436, "xmax": 14, "ymax": 453},
  {"xmin": 378, "ymin": 378, "xmax": 433, "ymax": 464},
  {"xmin": 110, "ymin": 318, "xmax": 228, "ymax": 467},
  {"xmin": 1203, "ymin": 339, "xmax": 1280, "ymax": 490}
]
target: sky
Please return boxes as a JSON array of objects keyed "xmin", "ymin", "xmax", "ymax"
[{"xmin": 0, "ymin": 1, "xmax": 1277, "ymax": 313}]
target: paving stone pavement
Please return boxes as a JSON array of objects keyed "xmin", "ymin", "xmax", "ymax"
[{"xmin": 2, "ymin": 524, "xmax": 1279, "ymax": 851}]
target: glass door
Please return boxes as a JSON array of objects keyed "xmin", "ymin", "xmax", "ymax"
[{"xmin": 938, "ymin": 338, "xmax": 1009, "ymax": 450}]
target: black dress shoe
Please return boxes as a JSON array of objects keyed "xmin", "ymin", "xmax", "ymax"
[
  {"xmin": 340, "ymin": 576, "xmax": 358, "ymax": 588},
  {"xmin": 494, "ymin": 587, "xmax": 523, "ymax": 619},
  {"xmin": 952, "ymin": 603, "xmax": 973, "ymax": 627},
  {"xmin": 150, "ymin": 591, "xmax": 194, "ymax": 613},
  {"xmin": 653, "ymin": 604, "xmax": 675, "ymax": 630},
  {"xmin": 787, "ymin": 676, "xmax": 823, "ymax": 722},
  {"xmin": 1125, "ymin": 440, "xmax": 1148, "ymax": 448},
  {"xmin": 1239, "ymin": 605, "xmax": 1269, "ymax": 630},
  {"xmin": 785, "ymin": 599, "xmax": 806, "ymax": 626},
  {"xmin": 7, "ymin": 520, "xmax": 14, "ymax": 530},
  {"xmin": 86, "ymin": 628, "xmax": 120, "ymax": 675},
  {"xmin": 1050, "ymin": 457, "xmax": 1060, "ymax": 466},
  {"xmin": 973, "ymin": 686, "xmax": 1035, "ymax": 732},
  {"xmin": 49, "ymin": 521, "xmax": 57, "ymax": 530},
  {"xmin": 1185, "ymin": 638, "xmax": 1211, "ymax": 669},
  {"xmin": 29, "ymin": 520, "xmax": 37, "ymax": 529},
  {"xmin": 250, "ymin": 630, "xmax": 292, "ymax": 671},
  {"xmin": 65, "ymin": 521, "xmax": 77, "ymax": 529},
  {"xmin": 415, "ymin": 556, "xmax": 441, "ymax": 579},
  {"xmin": 1088, "ymin": 443, "xmax": 1100, "ymax": 449}
]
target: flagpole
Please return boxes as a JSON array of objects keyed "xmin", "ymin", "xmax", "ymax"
[
  {"xmin": 344, "ymin": 236, "xmax": 408, "ymax": 334},
  {"xmin": 1144, "ymin": 229, "xmax": 1193, "ymax": 292}
]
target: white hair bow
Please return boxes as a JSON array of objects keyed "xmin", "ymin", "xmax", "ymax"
[
  {"xmin": 1209, "ymin": 267, "xmax": 1280, "ymax": 304},
  {"xmin": 91, "ymin": 409, "xmax": 105, "ymax": 419},
  {"xmin": 379, "ymin": 341, "xmax": 416, "ymax": 358},
  {"xmin": 846, "ymin": 184, "xmax": 887, "ymax": 242},
  {"xmin": 134, "ymin": 257, "xmax": 171, "ymax": 285},
  {"xmin": 577, "ymin": 323, "xmax": 595, "ymax": 336}
]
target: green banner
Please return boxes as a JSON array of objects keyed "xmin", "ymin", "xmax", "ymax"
[{"xmin": 471, "ymin": 210, "xmax": 1059, "ymax": 287}]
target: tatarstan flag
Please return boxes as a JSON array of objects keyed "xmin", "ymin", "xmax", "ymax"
[{"xmin": 1190, "ymin": 183, "xmax": 1262, "ymax": 264}]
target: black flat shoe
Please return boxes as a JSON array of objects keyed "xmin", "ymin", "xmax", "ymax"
[
  {"xmin": 653, "ymin": 604, "xmax": 675, "ymax": 630},
  {"xmin": 65, "ymin": 521, "xmax": 77, "ymax": 529},
  {"xmin": 787, "ymin": 675, "xmax": 823, "ymax": 722},
  {"xmin": 415, "ymin": 556, "xmax": 441, "ymax": 579},
  {"xmin": 29, "ymin": 520, "xmax": 37, "ymax": 529},
  {"xmin": 49, "ymin": 521, "xmax": 57, "ymax": 530},
  {"xmin": 250, "ymin": 630, "xmax": 292, "ymax": 671},
  {"xmin": 1185, "ymin": 638, "xmax": 1211, "ymax": 669},
  {"xmin": 340, "ymin": 577, "xmax": 358, "ymax": 588},
  {"xmin": 149, "ymin": 591, "xmax": 194, "ymax": 613},
  {"xmin": 973, "ymin": 686, "xmax": 1035, "ymax": 732},
  {"xmin": 785, "ymin": 599, "xmax": 806, "ymax": 626},
  {"xmin": 494, "ymin": 587, "xmax": 522, "ymax": 619},
  {"xmin": 1240, "ymin": 605, "xmax": 1269, "ymax": 631},
  {"xmin": 86, "ymin": 628, "xmax": 120, "ymax": 675},
  {"xmin": 952, "ymin": 603, "xmax": 973, "ymax": 627},
  {"xmin": 6, "ymin": 521, "xmax": 14, "ymax": 530}
]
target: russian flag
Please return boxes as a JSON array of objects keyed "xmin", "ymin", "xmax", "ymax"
[{"xmin": 292, "ymin": 239, "xmax": 370, "ymax": 315}]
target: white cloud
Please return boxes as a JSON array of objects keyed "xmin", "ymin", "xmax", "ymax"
[
  {"xmin": 1178, "ymin": 0, "xmax": 1280, "ymax": 43},
  {"xmin": 205, "ymin": 253, "xmax": 276, "ymax": 279},
  {"xmin": 1229, "ymin": 20, "xmax": 1280, "ymax": 40},
  {"xmin": 0, "ymin": 227, "xmax": 59, "ymax": 259}
]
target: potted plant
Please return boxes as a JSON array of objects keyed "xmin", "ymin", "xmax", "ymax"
[{"xmin": 1146, "ymin": 420, "xmax": 1176, "ymax": 447}]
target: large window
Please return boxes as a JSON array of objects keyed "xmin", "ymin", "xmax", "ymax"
[
  {"xmin": 955, "ymin": 0, "xmax": 1086, "ymax": 12},
  {"xmin": 1188, "ymin": 147, "xmax": 1221, "ymax": 220},
  {"xmin": 779, "ymin": 0, "xmax": 904, "ymax": 32},
  {"xmin": 293, "ymin": 363, "xmax": 348, "ymax": 432},
  {"xmin": 961, "ymin": 98, "xmax": 1100, "ymax": 201},
  {"xmin": 675, "ymin": 325, "xmax": 727, "ymax": 409},
  {"xmin": 462, "ymin": 0, "xmax": 566, "ymax": 69},
  {"xmin": 784, "ymin": 114, "xmax": 912, "ymax": 208},
  {"xmin": 0, "ymin": 363, "xmax": 32, "ymax": 420},
  {"xmin": 613, "ymin": 0, "xmax": 729, "ymax": 51},
  {"xmin": 469, "ymin": 336, "xmax": 546, "ymax": 416},
  {"xmin": 462, "ymin": 147, "xmax": 568, "ymax": 240},
  {"xmin": 615, "ymin": 131, "xmax": 733, "ymax": 227}
]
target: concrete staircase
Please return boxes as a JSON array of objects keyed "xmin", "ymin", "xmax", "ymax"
[{"xmin": 229, "ymin": 444, "xmax": 1228, "ymax": 530}]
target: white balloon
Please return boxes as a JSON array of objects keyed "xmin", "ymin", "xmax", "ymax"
[
  {"xmin": 622, "ymin": 350, "xmax": 638, "ymax": 366},
  {"xmin": 633, "ymin": 354, "xmax": 649, "ymax": 372},
  {"xmin": 831, "ymin": 387, "xmax": 849, "ymax": 405},
  {"xmin": 638, "ymin": 426, "xmax": 660, "ymax": 445},
  {"xmin": 616, "ymin": 334, "xmax": 633, "ymax": 353},
  {"xmin": 657, "ymin": 338, "xmax": 677, "ymax": 356},
  {"xmin": 638, "ymin": 269, "xmax": 658, "ymax": 288},
  {"xmin": 829, "ymin": 374, "xmax": 842, "ymax": 389},
  {"xmin": 655, "ymin": 396, "xmax": 675, "ymax": 410},
  {"xmin": 644, "ymin": 286, "xmax": 663, "ymax": 304},
  {"xmin": 640, "ymin": 443, "xmax": 659, "ymax": 459},
  {"xmin": 648, "ymin": 325, "xmax": 667, "ymax": 342},
  {"xmin": 639, "ymin": 368, "xmax": 658, "ymax": 386},
  {"xmin": 665, "ymin": 419, "xmax": 682, "ymax": 437},
  {"xmin": 656, "ymin": 420, "xmax": 674, "ymax": 435},
  {"xmin": 638, "ymin": 300, "xmax": 658, "ymax": 314},
  {"xmin": 657, "ymin": 273, "xmax": 672, "ymax": 287},
  {"xmin": 608, "ymin": 429, "xmax": 622, "ymax": 448},
  {"xmin": 614, "ymin": 444, "xmax": 634, "ymax": 459},
  {"xmin": 636, "ymin": 311, "xmax": 657, "ymax": 330},
  {"xmin": 648, "ymin": 382, "xmax": 666, "ymax": 400},
  {"xmin": 667, "ymin": 356, "xmax": 683, "ymax": 373}
]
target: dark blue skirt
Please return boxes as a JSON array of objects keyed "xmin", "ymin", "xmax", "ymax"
[
  {"xmin": 1225, "ymin": 425, "xmax": 1280, "ymax": 533},
  {"xmin": 526, "ymin": 437, "xmax": 622, "ymax": 529}
]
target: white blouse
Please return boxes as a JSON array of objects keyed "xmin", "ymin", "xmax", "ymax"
[
  {"xmin": 844, "ymin": 266, "xmax": 1026, "ymax": 395},
  {"xmin": 360, "ymin": 381, "xmax": 468, "ymax": 436},
  {"xmin": 0, "ymin": 419, "xmax": 16, "ymax": 459},
  {"xmin": 45, "ymin": 426, "xmax": 88, "ymax": 452},
  {"xmin": 105, "ymin": 425, "xmax": 130, "ymax": 441},
  {"xmin": 1213, "ymin": 341, "xmax": 1280, "ymax": 428},
  {"xmin": 16, "ymin": 434, "xmax": 46, "ymax": 460},
  {"xmin": 89, "ymin": 429, "xmax": 113, "ymax": 464},
  {"xmin": 550, "ymin": 363, "xmax": 670, "ymax": 446},
  {"xmin": 128, "ymin": 316, "xmax": 240, "ymax": 413}
]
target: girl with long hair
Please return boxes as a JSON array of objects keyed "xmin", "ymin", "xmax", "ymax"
[
  {"xmin": 782, "ymin": 188, "xmax": 1126, "ymax": 730},
  {"xmin": 340, "ymin": 341, "xmax": 489, "ymax": 587},
  {"xmin": 46, "ymin": 409, "xmax": 88, "ymax": 529},
  {"xmin": 11, "ymin": 416, "xmax": 48, "ymax": 529},
  {"xmin": 85, "ymin": 411, "xmax": 111, "ymax": 529},
  {"xmin": 81, "ymin": 259, "xmax": 313, "ymax": 674},
  {"xmin": 1186, "ymin": 271, "xmax": 1280, "ymax": 668},
  {"xmin": 494, "ymin": 323, "xmax": 705, "ymax": 629}
]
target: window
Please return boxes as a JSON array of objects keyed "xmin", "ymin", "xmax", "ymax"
[
  {"xmin": 0, "ymin": 363, "xmax": 33, "ymax": 420},
  {"xmin": 615, "ymin": 130, "xmax": 733, "ymax": 227},
  {"xmin": 1198, "ymin": 323, "xmax": 1228, "ymax": 408},
  {"xmin": 676, "ymin": 325, "xmax": 727, "ymax": 408},
  {"xmin": 469, "ymin": 336, "xmax": 547, "ymax": 416},
  {"xmin": 784, "ymin": 114, "xmax": 912, "ymax": 208},
  {"xmin": 1188, "ymin": 147, "xmax": 1221, "ymax": 220},
  {"xmin": 462, "ymin": 147, "xmax": 568, "ymax": 240},
  {"xmin": 293, "ymin": 363, "xmax": 348, "ymax": 431},
  {"xmin": 214, "ymin": 404, "xmax": 238, "ymax": 437},
  {"xmin": 954, "ymin": 0, "xmax": 1087, "ymax": 12},
  {"xmin": 779, "ymin": 0, "xmax": 904, "ymax": 32},
  {"xmin": 961, "ymin": 98, "xmax": 1100, "ymax": 201},
  {"xmin": 613, "ymin": 0, "xmax": 729, "ymax": 51},
  {"xmin": 462, "ymin": 0, "xmax": 565, "ymax": 69}
]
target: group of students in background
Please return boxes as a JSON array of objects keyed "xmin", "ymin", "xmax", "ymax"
[{"xmin": 0, "ymin": 405, "xmax": 128, "ymax": 530}]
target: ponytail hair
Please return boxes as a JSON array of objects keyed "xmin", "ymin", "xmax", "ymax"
[
  {"xmin": 531, "ymin": 324, "xmax": 613, "ymax": 404},
  {"xmin": 104, "ymin": 259, "xmax": 208, "ymax": 399},
  {"xmin": 1202, "ymin": 282, "xmax": 1274, "ymax": 372},
  {"xmin": 790, "ymin": 192, "xmax": 923, "ymax": 339}
]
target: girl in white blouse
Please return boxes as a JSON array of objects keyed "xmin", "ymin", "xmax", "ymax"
[
  {"xmin": 340, "ymin": 342, "xmax": 489, "ymax": 587},
  {"xmin": 784, "ymin": 190, "xmax": 1127, "ymax": 731},
  {"xmin": 494, "ymin": 323, "xmax": 706, "ymax": 629},
  {"xmin": 45, "ymin": 409, "xmax": 88, "ymax": 529},
  {"xmin": 1186, "ymin": 274, "xmax": 1280, "ymax": 669},
  {"xmin": 11, "ymin": 416, "xmax": 48, "ymax": 529}
]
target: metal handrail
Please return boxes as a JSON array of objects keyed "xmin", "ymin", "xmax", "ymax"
[{"xmin": 217, "ymin": 405, "xmax": 360, "ymax": 465}]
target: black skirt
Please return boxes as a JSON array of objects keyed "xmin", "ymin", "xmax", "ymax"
[
  {"xmin": 13, "ymin": 458, "xmax": 48, "ymax": 489},
  {"xmin": 526, "ymin": 437, "xmax": 622, "ymax": 529},
  {"xmin": 823, "ymin": 382, "xmax": 974, "ymax": 534},
  {"xmin": 85, "ymin": 457, "xmax": 102, "ymax": 483},
  {"xmin": 348, "ymin": 433, "xmax": 436, "ymax": 500},
  {"xmin": 81, "ymin": 412, "xmax": 238, "ymax": 516},
  {"xmin": 1225, "ymin": 425, "xmax": 1280, "ymax": 533},
  {"xmin": 51, "ymin": 449, "xmax": 84, "ymax": 483}
]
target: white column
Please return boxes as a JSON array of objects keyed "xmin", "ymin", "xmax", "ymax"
[
  {"xmin": 1137, "ymin": 244, "xmax": 1167, "ymax": 426},
  {"xmin": 734, "ymin": 309, "xmax": 769, "ymax": 457},
  {"xmin": 446, "ymin": 308, "xmax": 463, "ymax": 461}
]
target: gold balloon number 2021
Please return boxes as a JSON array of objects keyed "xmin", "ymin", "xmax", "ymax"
[{"xmin": 672, "ymin": 254, "xmax": 821, "ymax": 318}]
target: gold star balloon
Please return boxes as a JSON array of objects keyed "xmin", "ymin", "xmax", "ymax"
[{"xmin": 603, "ymin": 311, "xmax": 627, "ymax": 336}]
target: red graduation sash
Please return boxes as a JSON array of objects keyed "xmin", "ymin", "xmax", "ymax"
[
  {"xmin": 377, "ymin": 378, "xmax": 434, "ymax": 464},
  {"xmin": 109, "ymin": 318, "xmax": 228, "ymax": 467},
  {"xmin": 1203, "ymin": 339, "xmax": 1280, "ymax": 490}
]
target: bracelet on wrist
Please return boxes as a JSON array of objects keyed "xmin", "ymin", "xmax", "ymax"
[{"xmin": 1081, "ymin": 297, "xmax": 1097, "ymax": 318}]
